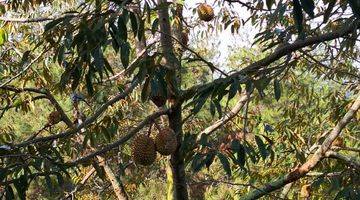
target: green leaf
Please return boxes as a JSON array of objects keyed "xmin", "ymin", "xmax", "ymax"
[
  {"xmin": 117, "ymin": 15, "xmax": 128, "ymax": 41},
  {"xmin": 217, "ymin": 153, "xmax": 231, "ymax": 177},
  {"xmin": 44, "ymin": 17, "xmax": 65, "ymax": 31},
  {"xmin": 266, "ymin": 0, "xmax": 275, "ymax": 10},
  {"xmin": 56, "ymin": 174, "xmax": 64, "ymax": 186},
  {"xmin": 5, "ymin": 186, "xmax": 15, "ymax": 200},
  {"xmin": 293, "ymin": 0, "xmax": 304, "ymax": 35},
  {"xmin": 228, "ymin": 78, "xmax": 240, "ymax": 101},
  {"xmin": 213, "ymin": 100, "xmax": 222, "ymax": 118},
  {"xmin": 323, "ymin": 0, "xmax": 336, "ymax": 23},
  {"xmin": 255, "ymin": 135, "xmax": 268, "ymax": 160},
  {"xmin": 151, "ymin": 18, "xmax": 159, "ymax": 35},
  {"xmin": 191, "ymin": 153, "xmax": 206, "ymax": 172},
  {"xmin": 348, "ymin": 0, "xmax": 360, "ymax": 18},
  {"xmin": 0, "ymin": 28, "xmax": 8, "ymax": 46},
  {"xmin": 85, "ymin": 72, "xmax": 94, "ymax": 95},
  {"xmin": 13, "ymin": 175, "xmax": 27, "ymax": 200},
  {"xmin": 244, "ymin": 141, "xmax": 258, "ymax": 163},
  {"xmin": 92, "ymin": 47, "xmax": 104, "ymax": 74},
  {"xmin": 109, "ymin": 23, "xmax": 120, "ymax": 52},
  {"xmin": 334, "ymin": 187, "xmax": 351, "ymax": 199},
  {"xmin": 45, "ymin": 175, "xmax": 54, "ymax": 194},
  {"xmin": 141, "ymin": 77, "xmax": 151, "ymax": 102},
  {"xmin": 230, "ymin": 139, "xmax": 240, "ymax": 151},
  {"xmin": 209, "ymin": 101, "xmax": 216, "ymax": 116},
  {"xmin": 205, "ymin": 152, "xmax": 216, "ymax": 169},
  {"xmin": 231, "ymin": 140, "xmax": 246, "ymax": 167},
  {"xmin": 57, "ymin": 45, "xmax": 65, "ymax": 65},
  {"xmin": 199, "ymin": 134, "xmax": 210, "ymax": 147},
  {"xmin": 101, "ymin": 126, "xmax": 111, "ymax": 142},
  {"xmin": 120, "ymin": 42, "xmax": 130, "ymax": 68},
  {"xmin": 192, "ymin": 91, "xmax": 211, "ymax": 114},
  {"xmin": 137, "ymin": 19, "xmax": 145, "ymax": 41},
  {"xmin": 274, "ymin": 79, "xmax": 281, "ymax": 101},
  {"xmin": 299, "ymin": 0, "xmax": 315, "ymax": 18},
  {"xmin": 129, "ymin": 12, "xmax": 138, "ymax": 36},
  {"xmin": 92, "ymin": 161, "xmax": 106, "ymax": 180}
]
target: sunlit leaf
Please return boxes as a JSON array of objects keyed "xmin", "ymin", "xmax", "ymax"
[{"xmin": 0, "ymin": 28, "xmax": 7, "ymax": 46}]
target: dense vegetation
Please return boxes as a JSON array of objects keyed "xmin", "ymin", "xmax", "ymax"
[{"xmin": 0, "ymin": 0, "xmax": 359, "ymax": 199}]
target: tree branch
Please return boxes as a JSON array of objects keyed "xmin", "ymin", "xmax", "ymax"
[{"xmin": 325, "ymin": 151, "xmax": 360, "ymax": 170}]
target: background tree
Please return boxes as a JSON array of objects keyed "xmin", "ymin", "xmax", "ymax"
[{"xmin": 0, "ymin": 0, "xmax": 359, "ymax": 199}]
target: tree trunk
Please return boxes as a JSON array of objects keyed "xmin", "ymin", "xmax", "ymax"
[
  {"xmin": 169, "ymin": 105, "xmax": 188, "ymax": 200},
  {"xmin": 157, "ymin": 0, "xmax": 188, "ymax": 199}
]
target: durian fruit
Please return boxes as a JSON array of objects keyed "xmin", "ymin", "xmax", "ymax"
[
  {"xmin": 131, "ymin": 134, "xmax": 156, "ymax": 166},
  {"xmin": 48, "ymin": 111, "xmax": 62, "ymax": 125},
  {"xmin": 197, "ymin": 3, "xmax": 214, "ymax": 22},
  {"xmin": 155, "ymin": 128, "xmax": 177, "ymax": 155}
]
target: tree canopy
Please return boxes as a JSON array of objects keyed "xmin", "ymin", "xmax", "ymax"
[{"xmin": 0, "ymin": 0, "xmax": 359, "ymax": 199}]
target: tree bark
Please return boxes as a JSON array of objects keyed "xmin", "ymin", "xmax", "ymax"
[{"xmin": 157, "ymin": 0, "xmax": 188, "ymax": 199}]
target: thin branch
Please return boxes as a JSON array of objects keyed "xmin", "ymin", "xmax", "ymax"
[
  {"xmin": 331, "ymin": 146, "xmax": 360, "ymax": 153},
  {"xmin": 0, "ymin": 85, "xmax": 47, "ymax": 94},
  {"xmin": 0, "ymin": 16, "xmax": 54, "ymax": 23},
  {"xmin": 224, "ymin": 0, "xmax": 273, "ymax": 12},
  {"xmin": 325, "ymin": 151, "xmax": 360, "ymax": 170}
]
